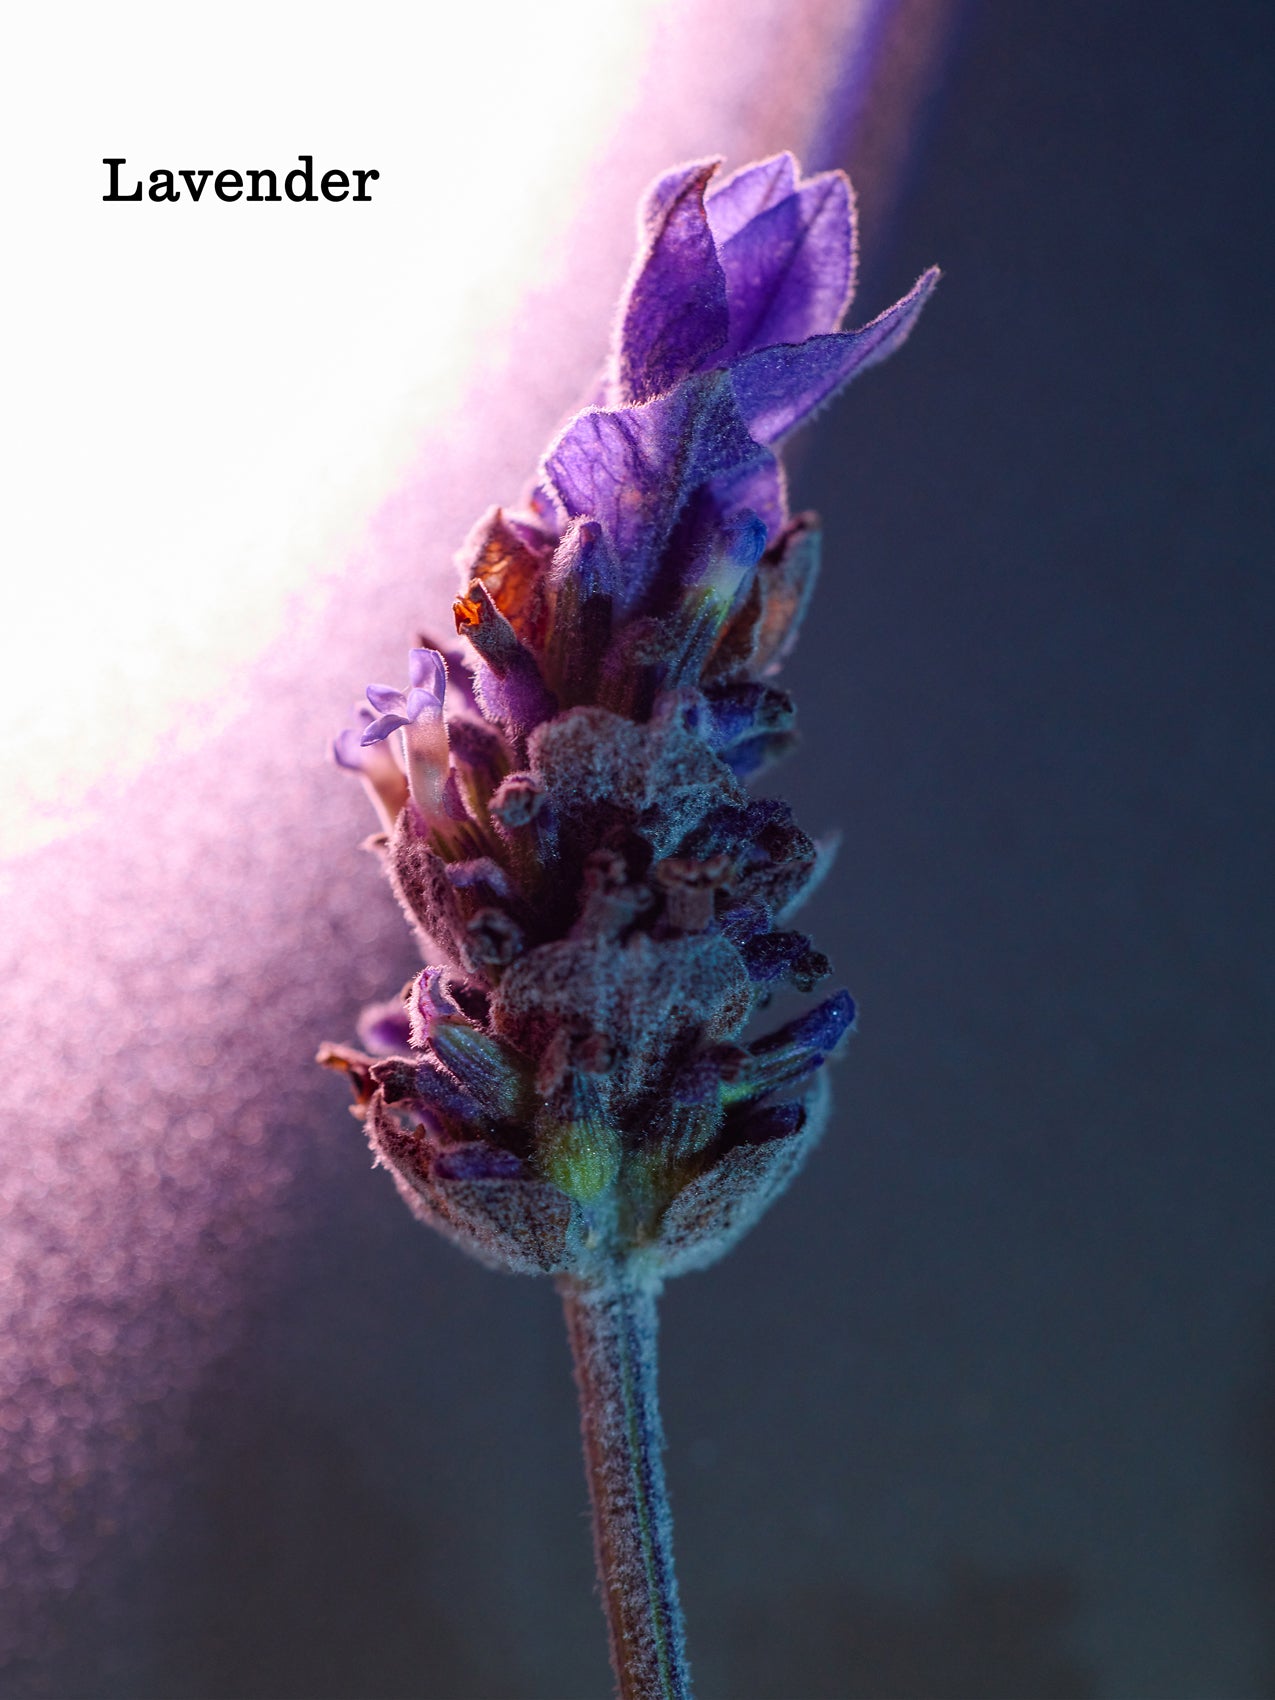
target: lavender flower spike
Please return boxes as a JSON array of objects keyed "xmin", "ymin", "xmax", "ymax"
[{"xmin": 321, "ymin": 155, "xmax": 936, "ymax": 1700}]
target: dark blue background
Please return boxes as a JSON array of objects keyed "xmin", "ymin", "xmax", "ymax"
[{"xmin": 27, "ymin": 2, "xmax": 1275, "ymax": 1694}]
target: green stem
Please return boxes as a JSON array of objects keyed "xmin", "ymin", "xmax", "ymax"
[{"xmin": 559, "ymin": 1273, "xmax": 693, "ymax": 1700}]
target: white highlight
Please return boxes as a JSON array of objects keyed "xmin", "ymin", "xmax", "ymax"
[{"xmin": 0, "ymin": 0, "xmax": 664, "ymax": 856}]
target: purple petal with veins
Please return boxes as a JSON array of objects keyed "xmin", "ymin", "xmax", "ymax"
[
  {"xmin": 543, "ymin": 370, "xmax": 765, "ymax": 592},
  {"xmin": 730, "ymin": 266, "xmax": 940, "ymax": 443},
  {"xmin": 705, "ymin": 152, "xmax": 797, "ymax": 245},
  {"xmin": 718, "ymin": 172, "xmax": 857, "ymax": 358},
  {"xmin": 614, "ymin": 159, "xmax": 729, "ymax": 406}
]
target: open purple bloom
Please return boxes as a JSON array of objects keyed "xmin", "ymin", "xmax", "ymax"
[
  {"xmin": 606, "ymin": 150, "xmax": 934, "ymax": 433},
  {"xmin": 350, "ymin": 647, "xmax": 451, "ymax": 822},
  {"xmin": 535, "ymin": 155, "xmax": 938, "ymax": 625},
  {"xmin": 360, "ymin": 646, "xmax": 447, "ymax": 744}
]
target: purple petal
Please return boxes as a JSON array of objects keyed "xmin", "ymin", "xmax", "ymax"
[
  {"xmin": 334, "ymin": 710, "xmax": 410, "ymax": 826},
  {"xmin": 730, "ymin": 267, "xmax": 940, "ymax": 443},
  {"xmin": 522, "ymin": 481, "xmax": 565, "ymax": 536},
  {"xmin": 403, "ymin": 687, "xmax": 441, "ymax": 723},
  {"xmin": 753, "ymin": 988, "xmax": 856, "ymax": 1057},
  {"xmin": 408, "ymin": 647, "xmax": 447, "ymax": 700},
  {"xmin": 542, "ymin": 371, "xmax": 766, "ymax": 593},
  {"xmin": 332, "ymin": 728, "xmax": 367, "ymax": 772},
  {"xmin": 614, "ymin": 159, "xmax": 729, "ymax": 405},
  {"xmin": 365, "ymin": 683, "xmax": 407, "ymax": 715},
  {"xmin": 360, "ymin": 711, "xmax": 408, "ymax": 746},
  {"xmin": 421, "ymin": 641, "xmax": 478, "ymax": 713},
  {"xmin": 718, "ymin": 172, "xmax": 857, "ymax": 358},
  {"xmin": 708, "ymin": 451, "xmax": 788, "ymax": 545},
  {"xmin": 357, "ymin": 998, "xmax": 414, "ymax": 1055},
  {"xmin": 705, "ymin": 153, "xmax": 797, "ymax": 244}
]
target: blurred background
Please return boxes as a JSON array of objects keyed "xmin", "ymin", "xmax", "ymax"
[{"xmin": 2, "ymin": 0, "xmax": 1273, "ymax": 1695}]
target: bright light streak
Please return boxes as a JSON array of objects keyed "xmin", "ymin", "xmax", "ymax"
[{"xmin": 0, "ymin": 0, "xmax": 665, "ymax": 856}]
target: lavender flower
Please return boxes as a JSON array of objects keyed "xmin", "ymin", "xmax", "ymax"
[
  {"xmin": 321, "ymin": 153, "xmax": 935, "ymax": 1700},
  {"xmin": 360, "ymin": 645, "xmax": 451, "ymax": 821},
  {"xmin": 331, "ymin": 707, "xmax": 408, "ymax": 834}
]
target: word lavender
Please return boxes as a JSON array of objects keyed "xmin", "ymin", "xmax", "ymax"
[
  {"xmin": 102, "ymin": 155, "xmax": 378, "ymax": 202},
  {"xmin": 322, "ymin": 153, "xmax": 935, "ymax": 1700}
]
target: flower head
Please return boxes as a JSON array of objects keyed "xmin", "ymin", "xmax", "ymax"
[{"xmin": 323, "ymin": 155, "xmax": 936, "ymax": 1282}]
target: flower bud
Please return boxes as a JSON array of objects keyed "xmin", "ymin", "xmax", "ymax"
[
  {"xmin": 410, "ymin": 969, "xmax": 532, "ymax": 1121},
  {"xmin": 544, "ymin": 518, "xmax": 617, "ymax": 704},
  {"xmin": 536, "ymin": 1113, "xmax": 623, "ymax": 1204},
  {"xmin": 721, "ymin": 990, "xmax": 855, "ymax": 1104},
  {"xmin": 454, "ymin": 580, "xmax": 558, "ymax": 739},
  {"xmin": 490, "ymin": 774, "xmax": 545, "ymax": 830}
]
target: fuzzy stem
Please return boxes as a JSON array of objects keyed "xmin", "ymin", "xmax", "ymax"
[{"xmin": 559, "ymin": 1273, "xmax": 693, "ymax": 1700}]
